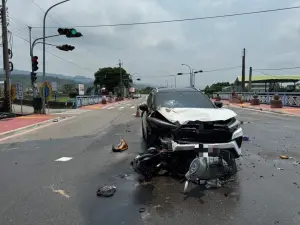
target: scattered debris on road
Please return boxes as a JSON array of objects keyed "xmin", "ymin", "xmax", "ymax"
[
  {"xmin": 53, "ymin": 118, "xmax": 59, "ymax": 122},
  {"xmin": 293, "ymin": 161, "xmax": 300, "ymax": 166},
  {"xmin": 112, "ymin": 138, "xmax": 128, "ymax": 152},
  {"xmin": 243, "ymin": 136, "xmax": 250, "ymax": 141},
  {"xmin": 97, "ymin": 185, "xmax": 116, "ymax": 197},
  {"xmin": 50, "ymin": 186, "xmax": 70, "ymax": 199},
  {"xmin": 280, "ymin": 155, "xmax": 289, "ymax": 159},
  {"xmin": 139, "ymin": 208, "xmax": 146, "ymax": 213}
]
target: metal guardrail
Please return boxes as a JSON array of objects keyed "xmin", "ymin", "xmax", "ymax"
[
  {"xmin": 75, "ymin": 95, "xmax": 103, "ymax": 108},
  {"xmin": 213, "ymin": 92, "xmax": 300, "ymax": 107}
]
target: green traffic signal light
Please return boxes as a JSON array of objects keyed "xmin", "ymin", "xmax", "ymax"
[{"xmin": 71, "ymin": 29, "xmax": 77, "ymax": 35}]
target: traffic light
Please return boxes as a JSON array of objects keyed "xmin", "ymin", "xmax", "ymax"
[
  {"xmin": 31, "ymin": 72, "xmax": 37, "ymax": 84},
  {"xmin": 32, "ymin": 56, "xmax": 38, "ymax": 72},
  {"xmin": 57, "ymin": 28, "xmax": 83, "ymax": 38},
  {"xmin": 56, "ymin": 45, "xmax": 75, "ymax": 51}
]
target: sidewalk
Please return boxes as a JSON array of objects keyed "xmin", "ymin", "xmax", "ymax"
[
  {"xmin": 0, "ymin": 114, "xmax": 58, "ymax": 140},
  {"xmin": 220, "ymin": 100, "xmax": 300, "ymax": 116}
]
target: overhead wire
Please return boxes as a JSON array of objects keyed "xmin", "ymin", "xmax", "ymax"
[
  {"xmin": 30, "ymin": 5, "xmax": 300, "ymax": 28},
  {"xmin": 31, "ymin": 0, "xmax": 62, "ymax": 26}
]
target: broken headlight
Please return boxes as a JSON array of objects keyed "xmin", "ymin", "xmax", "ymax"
[{"xmin": 228, "ymin": 118, "xmax": 241, "ymax": 132}]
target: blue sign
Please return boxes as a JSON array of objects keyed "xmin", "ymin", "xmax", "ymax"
[{"xmin": 44, "ymin": 85, "xmax": 50, "ymax": 98}]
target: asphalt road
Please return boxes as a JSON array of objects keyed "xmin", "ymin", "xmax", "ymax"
[{"xmin": 0, "ymin": 100, "xmax": 300, "ymax": 225}]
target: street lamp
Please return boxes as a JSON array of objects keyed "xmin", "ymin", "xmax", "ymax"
[
  {"xmin": 192, "ymin": 70, "xmax": 203, "ymax": 87},
  {"xmin": 170, "ymin": 75, "xmax": 177, "ymax": 88},
  {"xmin": 165, "ymin": 80, "xmax": 169, "ymax": 88},
  {"xmin": 181, "ymin": 64, "xmax": 192, "ymax": 87},
  {"xmin": 42, "ymin": 0, "xmax": 70, "ymax": 114}
]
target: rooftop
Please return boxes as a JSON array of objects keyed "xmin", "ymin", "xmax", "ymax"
[{"xmin": 236, "ymin": 75, "xmax": 300, "ymax": 83}]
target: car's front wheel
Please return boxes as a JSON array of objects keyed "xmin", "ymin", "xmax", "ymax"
[{"xmin": 142, "ymin": 122, "xmax": 157, "ymax": 149}]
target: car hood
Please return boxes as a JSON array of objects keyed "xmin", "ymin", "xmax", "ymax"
[{"xmin": 157, "ymin": 107, "xmax": 237, "ymax": 124}]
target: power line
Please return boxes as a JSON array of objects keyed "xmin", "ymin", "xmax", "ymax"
[
  {"xmin": 203, "ymin": 66, "xmax": 241, "ymax": 73},
  {"xmin": 30, "ymin": 5, "xmax": 300, "ymax": 28},
  {"xmin": 254, "ymin": 66, "xmax": 300, "ymax": 71},
  {"xmin": 142, "ymin": 66, "xmax": 242, "ymax": 78},
  {"xmin": 31, "ymin": 0, "xmax": 62, "ymax": 26},
  {"xmin": 11, "ymin": 32, "xmax": 94, "ymax": 72}
]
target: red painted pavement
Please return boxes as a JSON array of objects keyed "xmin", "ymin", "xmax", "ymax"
[{"xmin": 0, "ymin": 115, "xmax": 54, "ymax": 134}]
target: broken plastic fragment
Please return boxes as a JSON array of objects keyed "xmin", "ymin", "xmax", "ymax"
[
  {"xmin": 112, "ymin": 138, "xmax": 128, "ymax": 152},
  {"xmin": 205, "ymin": 179, "xmax": 222, "ymax": 189},
  {"xmin": 280, "ymin": 155, "xmax": 289, "ymax": 159},
  {"xmin": 243, "ymin": 136, "xmax": 249, "ymax": 141},
  {"xmin": 97, "ymin": 185, "xmax": 116, "ymax": 197}
]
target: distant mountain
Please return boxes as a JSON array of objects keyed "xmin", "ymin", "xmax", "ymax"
[{"xmin": 1, "ymin": 69, "xmax": 94, "ymax": 84}]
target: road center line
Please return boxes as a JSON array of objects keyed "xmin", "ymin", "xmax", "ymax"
[{"xmin": 55, "ymin": 157, "xmax": 73, "ymax": 162}]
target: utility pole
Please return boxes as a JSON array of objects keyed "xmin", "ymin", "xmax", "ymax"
[
  {"xmin": 1, "ymin": 0, "xmax": 12, "ymax": 112},
  {"xmin": 241, "ymin": 48, "xmax": 246, "ymax": 92},
  {"xmin": 119, "ymin": 59, "xmax": 123, "ymax": 97},
  {"xmin": 249, "ymin": 66, "xmax": 252, "ymax": 92}
]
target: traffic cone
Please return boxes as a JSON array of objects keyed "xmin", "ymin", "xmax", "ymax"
[
  {"xmin": 135, "ymin": 105, "xmax": 140, "ymax": 117},
  {"xmin": 112, "ymin": 139, "xmax": 128, "ymax": 152}
]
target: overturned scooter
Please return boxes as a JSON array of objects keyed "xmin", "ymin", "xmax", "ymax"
[{"xmin": 131, "ymin": 139, "xmax": 238, "ymax": 193}]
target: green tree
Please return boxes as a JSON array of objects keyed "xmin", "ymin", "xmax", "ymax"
[
  {"xmin": 94, "ymin": 67, "xmax": 132, "ymax": 92},
  {"xmin": 85, "ymin": 86, "xmax": 93, "ymax": 95},
  {"xmin": 63, "ymin": 84, "xmax": 75, "ymax": 94},
  {"xmin": 140, "ymin": 86, "xmax": 153, "ymax": 94}
]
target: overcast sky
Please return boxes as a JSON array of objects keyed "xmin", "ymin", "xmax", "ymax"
[{"xmin": 4, "ymin": 0, "xmax": 300, "ymax": 88}]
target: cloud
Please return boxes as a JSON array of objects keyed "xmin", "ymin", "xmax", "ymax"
[
  {"xmin": 214, "ymin": 21, "xmax": 237, "ymax": 31},
  {"xmin": 5, "ymin": 0, "xmax": 300, "ymax": 88}
]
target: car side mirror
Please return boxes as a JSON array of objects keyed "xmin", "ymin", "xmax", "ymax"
[
  {"xmin": 139, "ymin": 103, "xmax": 148, "ymax": 111},
  {"xmin": 214, "ymin": 101, "xmax": 223, "ymax": 108}
]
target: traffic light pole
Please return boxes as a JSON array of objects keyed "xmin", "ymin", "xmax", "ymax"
[
  {"xmin": 1, "ymin": 0, "xmax": 12, "ymax": 113},
  {"xmin": 31, "ymin": 34, "xmax": 61, "ymax": 56},
  {"xmin": 42, "ymin": 0, "xmax": 70, "ymax": 114}
]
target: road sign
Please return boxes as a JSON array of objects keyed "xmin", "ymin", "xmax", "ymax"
[
  {"xmin": 40, "ymin": 81, "xmax": 52, "ymax": 101},
  {"xmin": 78, "ymin": 84, "xmax": 84, "ymax": 95},
  {"xmin": 16, "ymin": 82, "xmax": 23, "ymax": 100},
  {"xmin": 51, "ymin": 82, "xmax": 58, "ymax": 92}
]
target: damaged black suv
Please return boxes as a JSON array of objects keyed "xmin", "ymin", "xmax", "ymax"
[{"xmin": 139, "ymin": 87, "xmax": 243, "ymax": 157}]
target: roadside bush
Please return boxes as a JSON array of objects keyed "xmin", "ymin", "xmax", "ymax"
[{"xmin": 69, "ymin": 92, "xmax": 77, "ymax": 98}]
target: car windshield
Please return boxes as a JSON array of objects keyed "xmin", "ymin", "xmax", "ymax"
[{"xmin": 155, "ymin": 91, "xmax": 215, "ymax": 108}]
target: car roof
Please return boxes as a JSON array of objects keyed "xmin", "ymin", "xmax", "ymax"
[{"xmin": 155, "ymin": 87, "xmax": 200, "ymax": 93}]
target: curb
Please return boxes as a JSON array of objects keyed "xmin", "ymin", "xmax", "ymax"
[
  {"xmin": 226, "ymin": 103, "xmax": 300, "ymax": 117},
  {"xmin": 0, "ymin": 116, "xmax": 73, "ymax": 141}
]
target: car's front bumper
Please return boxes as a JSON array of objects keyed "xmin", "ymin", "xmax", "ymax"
[{"xmin": 171, "ymin": 127, "xmax": 243, "ymax": 157}]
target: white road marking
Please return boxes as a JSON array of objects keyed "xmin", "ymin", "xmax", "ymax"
[
  {"xmin": 119, "ymin": 107, "xmax": 125, "ymax": 110},
  {"xmin": 130, "ymin": 106, "xmax": 135, "ymax": 108},
  {"xmin": 55, "ymin": 157, "xmax": 73, "ymax": 162},
  {"xmin": 108, "ymin": 107, "xmax": 114, "ymax": 109}
]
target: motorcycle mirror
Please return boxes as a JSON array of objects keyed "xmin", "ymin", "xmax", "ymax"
[
  {"xmin": 214, "ymin": 101, "xmax": 223, "ymax": 108},
  {"xmin": 139, "ymin": 103, "xmax": 148, "ymax": 111}
]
